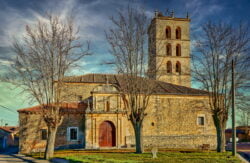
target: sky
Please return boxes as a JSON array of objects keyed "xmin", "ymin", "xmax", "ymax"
[{"xmin": 0, "ymin": 0, "xmax": 249, "ymax": 126}]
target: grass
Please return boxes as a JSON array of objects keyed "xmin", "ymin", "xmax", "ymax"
[{"xmin": 29, "ymin": 149, "xmax": 242, "ymax": 163}]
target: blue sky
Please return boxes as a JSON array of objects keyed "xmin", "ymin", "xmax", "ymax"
[{"xmin": 0, "ymin": 0, "xmax": 249, "ymax": 126}]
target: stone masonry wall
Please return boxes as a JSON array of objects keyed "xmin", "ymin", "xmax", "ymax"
[
  {"xmin": 149, "ymin": 18, "xmax": 191, "ymax": 87},
  {"xmin": 19, "ymin": 83, "xmax": 217, "ymax": 153},
  {"xmin": 19, "ymin": 113, "xmax": 47, "ymax": 153},
  {"xmin": 19, "ymin": 112, "xmax": 85, "ymax": 153},
  {"xmin": 126, "ymin": 135, "xmax": 216, "ymax": 149},
  {"xmin": 140, "ymin": 95, "xmax": 216, "ymax": 149}
]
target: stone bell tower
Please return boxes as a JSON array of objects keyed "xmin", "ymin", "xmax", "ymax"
[{"xmin": 148, "ymin": 11, "xmax": 191, "ymax": 87}]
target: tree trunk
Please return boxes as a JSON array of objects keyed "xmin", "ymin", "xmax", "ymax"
[
  {"xmin": 133, "ymin": 122, "xmax": 143, "ymax": 154},
  {"xmin": 215, "ymin": 121, "xmax": 226, "ymax": 152},
  {"xmin": 44, "ymin": 126, "xmax": 58, "ymax": 160}
]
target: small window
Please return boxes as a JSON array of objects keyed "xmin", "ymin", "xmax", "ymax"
[
  {"xmin": 176, "ymin": 27, "xmax": 181, "ymax": 39},
  {"xmin": 197, "ymin": 116, "xmax": 205, "ymax": 126},
  {"xmin": 176, "ymin": 44, "xmax": 181, "ymax": 56},
  {"xmin": 166, "ymin": 26, "xmax": 171, "ymax": 39},
  {"xmin": 106, "ymin": 101, "xmax": 110, "ymax": 112},
  {"xmin": 68, "ymin": 127, "xmax": 78, "ymax": 141},
  {"xmin": 176, "ymin": 61, "xmax": 181, "ymax": 73},
  {"xmin": 41, "ymin": 129, "xmax": 47, "ymax": 140},
  {"xmin": 167, "ymin": 61, "xmax": 172, "ymax": 73},
  {"xmin": 166, "ymin": 44, "xmax": 172, "ymax": 56}
]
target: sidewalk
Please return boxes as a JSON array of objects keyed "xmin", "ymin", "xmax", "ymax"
[{"xmin": 0, "ymin": 154, "xmax": 50, "ymax": 163}]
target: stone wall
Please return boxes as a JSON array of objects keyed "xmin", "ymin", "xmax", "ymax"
[
  {"xmin": 19, "ymin": 83, "xmax": 217, "ymax": 153},
  {"xmin": 55, "ymin": 114, "xmax": 85, "ymax": 149},
  {"xmin": 126, "ymin": 135, "xmax": 216, "ymax": 149},
  {"xmin": 148, "ymin": 17, "xmax": 191, "ymax": 87},
  {"xmin": 18, "ymin": 112, "xmax": 85, "ymax": 153},
  {"xmin": 19, "ymin": 113, "xmax": 47, "ymax": 153},
  {"xmin": 61, "ymin": 83, "xmax": 100, "ymax": 102},
  {"xmin": 143, "ymin": 95, "xmax": 216, "ymax": 136}
]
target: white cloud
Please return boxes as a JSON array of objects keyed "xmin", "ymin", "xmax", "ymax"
[
  {"xmin": 182, "ymin": 0, "xmax": 223, "ymax": 31},
  {"xmin": 0, "ymin": 60, "xmax": 13, "ymax": 66}
]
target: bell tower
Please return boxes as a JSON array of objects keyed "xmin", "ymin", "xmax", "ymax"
[{"xmin": 148, "ymin": 11, "xmax": 191, "ymax": 87}]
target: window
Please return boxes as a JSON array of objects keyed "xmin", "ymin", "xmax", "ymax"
[
  {"xmin": 176, "ymin": 44, "xmax": 181, "ymax": 56},
  {"xmin": 106, "ymin": 101, "xmax": 110, "ymax": 112},
  {"xmin": 167, "ymin": 61, "xmax": 172, "ymax": 73},
  {"xmin": 197, "ymin": 116, "xmax": 205, "ymax": 126},
  {"xmin": 67, "ymin": 127, "xmax": 78, "ymax": 141},
  {"xmin": 176, "ymin": 27, "xmax": 181, "ymax": 39},
  {"xmin": 41, "ymin": 129, "xmax": 47, "ymax": 140},
  {"xmin": 166, "ymin": 44, "xmax": 172, "ymax": 56},
  {"xmin": 176, "ymin": 61, "xmax": 181, "ymax": 73},
  {"xmin": 166, "ymin": 26, "xmax": 171, "ymax": 39}
]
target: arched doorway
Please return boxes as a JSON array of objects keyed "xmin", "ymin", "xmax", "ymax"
[{"xmin": 99, "ymin": 121, "xmax": 116, "ymax": 147}]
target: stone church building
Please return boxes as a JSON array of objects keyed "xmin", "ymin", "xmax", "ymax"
[{"xmin": 18, "ymin": 13, "xmax": 217, "ymax": 153}]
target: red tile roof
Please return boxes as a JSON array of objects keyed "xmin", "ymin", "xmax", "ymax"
[
  {"xmin": 18, "ymin": 102, "xmax": 87, "ymax": 113},
  {"xmin": 0, "ymin": 126, "xmax": 19, "ymax": 133}
]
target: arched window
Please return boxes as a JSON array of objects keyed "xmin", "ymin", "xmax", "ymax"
[
  {"xmin": 166, "ymin": 26, "xmax": 171, "ymax": 39},
  {"xmin": 176, "ymin": 61, "xmax": 181, "ymax": 73},
  {"xmin": 176, "ymin": 44, "xmax": 181, "ymax": 56},
  {"xmin": 166, "ymin": 44, "xmax": 172, "ymax": 56},
  {"xmin": 176, "ymin": 27, "xmax": 181, "ymax": 39},
  {"xmin": 167, "ymin": 61, "xmax": 172, "ymax": 73}
]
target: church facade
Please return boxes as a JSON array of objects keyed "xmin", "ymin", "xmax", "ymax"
[{"xmin": 18, "ymin": 13, "xmax": 217, "ymax": 154}]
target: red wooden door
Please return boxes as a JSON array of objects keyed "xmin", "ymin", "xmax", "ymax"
[{"xmin": 99, "ymin": 121, "xmax": 116, "ymax": 147}]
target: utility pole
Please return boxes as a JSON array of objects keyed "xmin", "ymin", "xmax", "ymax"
[{"xmin": 232, "ymin": 59, "xmax": 236, "ymax": 156}]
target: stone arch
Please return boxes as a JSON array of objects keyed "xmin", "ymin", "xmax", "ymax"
[
  {"xmin": 166, "ymin": 43, "xmax": 172, "ymax": 56},
  {"xmin": 176, "ymin": 61, "xmax": 181, "ymax": 73},
  {"xmin": 176, "ymin": 26, "xmax": 181, "ymax": 39},
  {"xmin": 176, "ymin": 44, "xmax": 181, "ymax": 56},
  {"xmin": 99, "ymin": 121, "xmax": 116, "ymax": 147},
  {"xmin": 166, "ymin": 26, "xmax": 171, "ymax": 39},
  {"xmin": 167, "ymin": 61, "xmax": 172, "ymax": 73}
]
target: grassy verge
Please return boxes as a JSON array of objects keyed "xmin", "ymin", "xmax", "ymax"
[{"xmin": 29, "ymin": 149, "xmax": 242, "ymax": 163}]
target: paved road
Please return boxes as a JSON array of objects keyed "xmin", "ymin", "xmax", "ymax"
[
  {"xmin": 227, "ymin": 142, "xmax": 250, "ymax": 162},
  {"xmin": 0, "ymin": 154, "xmax": 50, "ymax": 163},
  {"xmin": 0, "ymin": 154, "xmax": 41, "ymax": 163},
  {"xmin": 0, "ymin": 147, "xmax": 50, "ymax": 163},
  {"xmin": 238, "ymin": 151, "xmax": 250, "ymax": 162}
]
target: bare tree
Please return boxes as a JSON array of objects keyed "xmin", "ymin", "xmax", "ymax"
[
  {"xmin": 237, "ymin": 96, "xmax": 250, "ymax": 126},
  {"xmin": 192, "ymin": 21, "xmax": 250, "ymax": 152},
  {"xmin": 238, "ymin": 111, "xmax": 250, "ymax": 126},
  {"xmin": 9, "ymin": 14, "xmax": 90, "ymax": 159},
  {"xmin": 106, "ymin": 6, "xmax": 160, "ymax": 153}
]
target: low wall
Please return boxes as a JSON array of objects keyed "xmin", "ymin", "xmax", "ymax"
[{"xmin": 126, "ymin": 135, "xmax": 217, "ymax": 149}]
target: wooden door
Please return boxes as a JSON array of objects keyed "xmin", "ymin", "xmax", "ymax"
[{"xmin": 99, "ymin": 121, "xmax": 116, "ymax": 147}]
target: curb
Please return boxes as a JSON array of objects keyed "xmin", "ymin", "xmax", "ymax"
[{"xmin": 237, "ymin": 153, "xmax": 249, "ymax": 163}]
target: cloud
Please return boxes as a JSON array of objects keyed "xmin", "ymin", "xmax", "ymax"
[
  {"xmin": 184, "ymin": 0, "xmax": 223, "ymax": 29},
  {"xmin": 0, "ymin": 60, "xmax": 13, "ymax": 66},
  {"xmin": 0, "ymin": 0, "xmax": 144, "ymax": 74}
]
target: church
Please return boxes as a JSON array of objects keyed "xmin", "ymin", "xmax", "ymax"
[{"xmin": 17, "ymin": 12, "xmax": 217, "ymax": 153}]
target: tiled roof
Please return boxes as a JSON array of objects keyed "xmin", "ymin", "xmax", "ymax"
[
  {"xmin": 18, "ymin": 102, "xmax": 87, "ymax": 113},
  {"xmin": 63, "ymin": 73, "xmax": 208, "ymax": 95},
  {"xmin": 0, "ymin": 126, "xmax": 18, "ymax": 133},
  {"xmin": 225, "ymin": 129, "xmax": 245, "ymax": 134}
]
